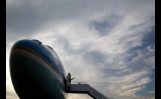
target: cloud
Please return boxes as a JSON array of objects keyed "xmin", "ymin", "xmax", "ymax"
[
  {"xmin": 6, "ymin": 0, "xmax": 155, "ymax": 99},
  {"xmin": 147, "ymin": 91, "xmax": 155, "ymax": 94},
  {"xmin": 89, "ymin": 14, "xmax": 123, "ymax": 36}
]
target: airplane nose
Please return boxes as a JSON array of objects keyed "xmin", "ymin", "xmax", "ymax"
[
  {"xmin": 9, "ymin": 39, "xmax": 60, "ymax": 99},
  {"xmin": 9, "ymin": 39, "xmax": 43, "ymax": 98}
]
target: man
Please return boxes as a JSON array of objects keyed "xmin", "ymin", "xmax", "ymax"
[{"xmin": 66, "ymin": 73, "xmax": 74, "ymax": 91}]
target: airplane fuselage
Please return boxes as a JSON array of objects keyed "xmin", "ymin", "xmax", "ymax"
[{"xmin": 9, "ymin": 39, "xmax": 67, "ymax": 99}]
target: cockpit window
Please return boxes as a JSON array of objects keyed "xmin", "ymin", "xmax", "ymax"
[
  {"xmin": 46, "ymin": 45, "xmax": 53, "ymax": 50},
  {"xmin": 32, "ymin": 39, "xmax": 40, "ymax": 43}
]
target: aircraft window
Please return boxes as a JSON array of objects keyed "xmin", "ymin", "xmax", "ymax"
[{"xmin": 46, "ymin": 45, "xmax": 53, "ymax": 50}]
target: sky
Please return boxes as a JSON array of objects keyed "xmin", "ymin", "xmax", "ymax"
[{"xmin": 6, "ymin": 0, "xmax": 155, "ymax": 99}]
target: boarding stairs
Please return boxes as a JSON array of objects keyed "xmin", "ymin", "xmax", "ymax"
[{"xmin": 67, "ymin": 82, "xmax": 109, "ymax": 99}]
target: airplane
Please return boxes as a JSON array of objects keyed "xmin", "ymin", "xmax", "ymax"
[
  {"xmin": 9, "ymin": 39, "xmax": 109, "ymax": 99},
  {"xmin": 9, "ymin": 39, "xmax": 68, "ymax": 99}
]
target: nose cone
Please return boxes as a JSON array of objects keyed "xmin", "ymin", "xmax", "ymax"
[
  {"xmin": 9, "ymin": 39, "xmax": 40, "ymax": 98},
  {"xmin": 9, "ymin": 39, "xmax": 51, "ymax": 99},
  {"xmin": 9, "ymin": 39, "xmax": 66, "ymax": 99},
  {"xmin": 9, "ymin": 39, "xmax": 67, "ymax": 99}
]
